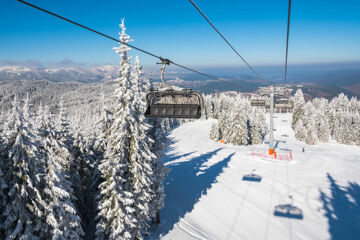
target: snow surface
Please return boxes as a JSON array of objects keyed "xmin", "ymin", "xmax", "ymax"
[{"xmin": 149, "ymin": 113, "xmax": 360, "ymax": 240}]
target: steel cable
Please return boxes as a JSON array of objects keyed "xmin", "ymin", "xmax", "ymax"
[{"xmin": 17, "ymin": 0, "xmax": 243, "ymax": 89}]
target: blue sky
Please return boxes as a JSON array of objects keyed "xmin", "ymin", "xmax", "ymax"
[{"xmin": 1, "ymin": 0, "xmax": 360, "ymax": 68}]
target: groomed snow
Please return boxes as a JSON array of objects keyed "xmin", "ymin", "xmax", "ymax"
[{"xmin": 149, "ymin": 113, "xmax": 360, "ymax": 240}]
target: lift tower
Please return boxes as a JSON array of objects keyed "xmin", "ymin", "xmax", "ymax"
[{"xmin": 269, "ymin": 86, "xmax": 274, "ymax": 155}]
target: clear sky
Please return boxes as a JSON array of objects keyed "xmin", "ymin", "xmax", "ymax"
[{"xmin": 1, "ymin": 0, "xmax": 360, "ymax": 68}]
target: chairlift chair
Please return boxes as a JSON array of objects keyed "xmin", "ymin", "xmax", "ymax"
[
  {"xmin": 250, "ymin": 99, "xmax": 266, "ymax": 107},
  {"xmin": 275, "ymin": 97, "xmax": 291, "ymax": 105},
  {"xmin": 145, "ymin": 87, "xmax": 203, "ymax": 118},
  {"xmin": 144, "ymin": 59, "xmax": 204, "ymax": 119}
]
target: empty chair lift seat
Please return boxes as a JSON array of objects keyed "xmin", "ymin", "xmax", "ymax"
[
  {"xmin": 146, "ymin": 103, "xmax": 201, "ymax": 118},
  {"xmin": 145, "ymin": 89, "xmax": 203, "ymax": 119},
  {"xmin": 250, "ymin": 99, "xmax": 266, "ymax": 106}
]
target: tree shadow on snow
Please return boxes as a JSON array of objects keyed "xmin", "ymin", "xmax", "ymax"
[
  {"xmin": 162, "ymin": 151, "xmax": 196, "ymax": 164},
  {"xmin": 149, "ymin": 148, "xmax": 233, "ymax": 239},
  {"xmin": 319, "ymin": 173, "xmax": 360, "ymax": 240}
]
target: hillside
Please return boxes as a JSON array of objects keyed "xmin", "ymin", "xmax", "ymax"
[{"xmin": 149, "ymin": 113, "xmax": 360, "ymax": 239}]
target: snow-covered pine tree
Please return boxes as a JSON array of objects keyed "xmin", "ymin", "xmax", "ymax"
[
  {"xmin": 315, "ymin": 112, "xmax": 330, "ymax": 143},
  {"xmin": 339, "ymin": 111, "xmax": 353, "ymax": 145},
  {"xmin": 258, "ymin": 107, "xmax": 269, "ymax": 139},
  {"xmin": 57, "ymin": 99, "xmax": 75, "ymax": 144},
  {"xmin": 0, "ymin": 110, "xmax": 7, "ymax": 239},
  {"xmin": 222, "ymin": 101, "xmax": 249, "ymax": 145},
  {"xmin": 1, "ymin": 97, "xmax": 48, "ymax": 239},
  {"xmin": 332, "ymin": 110, "xmax": 343, "ymax": 143},
  {"xmin": 131, "ymin": 56, "xmax": 150, "ymax": 114},
  {"xmin": 292, "ymin": 89, "xmax": 305, "ymax": 128},
  {"xmin": 96, "ymin": 19, "xmax": 157, "ymax": 239},
  {"xmin": 311, "ymin": 98, "xmax": 330, "ymax": 142},
  {"xmin": 294, "ymin": 119, "xmax": 306, "ymax": 141},
  {"xmin": 147, "ymin": 117, "xmax": 169, "ymax": 225},
  {"xmin": 354, "ymin": 113, "xmax": 360, "ymax": 146},
  {"xmin": 134, "ymin": 58, "xmax": 169, "ymax": 226},
  {"xmin": 55, "ymin": 99, "xmax": 88, "ymax": 227},
  {"xmin": 205, "ymin": 95, "xmax": 215, "ymax": 119},
  {"xmin": 210, "ymin": 121, "xmax": 221, "ymax": 141},
  {"xmin": 303, "ymin": 102, "xmax": 317, "ymax": 145},
  {"xmin": 200, "ymin": 94, "xmax": 208, "ymax": 120},
  {"xmin": 330, "ymin": 93, "xmax": 349, "ymax": 113},
  {"xmin": 128, "ymin": 54, "xmax": 158, "ymax": 235},
  {"xmin": 72, "ymin": 131, "xmax": 97, "ymax": 238},
  {"xmin": 249, "ymin": 108, "xmax": 262, "ymax": 144},
  {"xmin": 37, "ymin": 103, "xmax": 84, "ymax": 239}
]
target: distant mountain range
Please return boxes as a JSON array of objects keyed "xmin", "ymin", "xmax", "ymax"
[
  {"xmin": 0, "ymin": 65, "xmax": 119, "ymax": 83},
  {"xmin": 1, "ymin": 61, "xmax": 359, "ymax": 99}
]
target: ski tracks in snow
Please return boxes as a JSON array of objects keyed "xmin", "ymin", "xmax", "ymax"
[{"xmin": 156, "ymin": 114, "xmax": 360, "ymax": 240}]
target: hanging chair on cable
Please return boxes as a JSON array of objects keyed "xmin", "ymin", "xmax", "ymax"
[
  {"xmin": 274, "ymin": 195, "xmax": 303, "ymax": 219},
  {"xmin": 250, "ymin": 98, "xmax": 266, "ymax": 107},
  {"xmin": 145, "ymin": 59, "xmax": 204, "ymax": 119}
]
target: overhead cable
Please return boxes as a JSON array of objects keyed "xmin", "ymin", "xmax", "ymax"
[
  {"xmin": 189, "ymin": 0, "xmax": 265, "ymax": 82},
  {"xmin": 284, "ymin": 0, "xmax": 292, "ymax": 86},
  {"xmin": 17, "ymin": 0, "xmax": 242, "ymax": 89}
]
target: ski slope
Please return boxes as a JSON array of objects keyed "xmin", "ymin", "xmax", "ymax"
[{"xmin": 149, "ymin": 113, "xmax": 360, "ymax": 240}]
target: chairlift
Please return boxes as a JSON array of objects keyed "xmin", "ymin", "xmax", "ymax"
[
  {"xmin": 145, "ymin": 59, "xmax": 204, "ymax": 119},
  {"xmin": 242, "ymin": 169, "xmax": 262, "ymax": 182},
  {"xmin": 274, "ymin": 195, "xmax": 303, "ymax": 219},
  {"xmin": 250, "ymin": 99, "xmax": 266, "ymax": 107},
  {"xmin": 275, "ymin": 97, "xmax": 291, "ymax": 105}
]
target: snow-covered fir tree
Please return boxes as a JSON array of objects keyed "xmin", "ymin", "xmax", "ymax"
[
  {"xmin": 303, "ymin": 102, "xmax": 317, "ymax": 145},
  {"xmin": 249, "ymin": 108, "xmax": 263, "ymax": 144},
  {"xmin": 0, "ymin": 98, "xmax": 48, "ymax": 239},
  {"xmin": 96, "ymin": 19, "xmax": 158, "ymax": 239},
  {"xmin": 207, "ymin": 93, "xmax": 264, "ymax": 146},
  {"xmin": 292, "ymin": 89, "xmax": 305, "ymax": 128},
  {"xmin": 38, "ymin": 103, "xmax": 84, "ymax": 239},
  {"xmin": 223, "ymin": 104, "xmax": 249, "ymax": 145},
  {"xmin": 131, "ymin": 56, "xmax": 150, "ymax": 113},
  {"xmin": 292, "ymin": 92, "xmax": 360, "ymax": 146},
  {"xmin": 210, "ymin": 121, "xmax": 221, "ymax": 141}
]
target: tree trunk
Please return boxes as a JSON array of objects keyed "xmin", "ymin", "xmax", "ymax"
[{"xmin": 156, "ymin": 210, "xmax": 161, "ymax": 224}]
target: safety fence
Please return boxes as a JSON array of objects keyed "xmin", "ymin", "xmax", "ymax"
[{"xmin": 250, "ymin": 149, "xmax": 293, "ymax": 161}]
